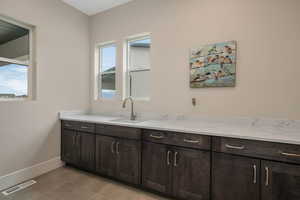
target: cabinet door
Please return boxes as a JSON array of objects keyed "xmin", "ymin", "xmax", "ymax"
[
  {"xmin": 212, "ymin": 153, "xmax": 260, "ymax": 200},
  {"xmin": 262, "ymin": 161, "xmax": 300, "ymax": 200},
  {"xmin": 79, "ymin": 132, "xmax": 95, "ymax": 171},
  {"xmin": 95, "ymin": 135, "xmax": 116, "ymax": 177},
  {"xmin": 172, "ymin": 147, "xmax": 210, "ymax": 200},
  {"xmin": 115, "ymin": 139, "xmax": 141, "ymax": 185},
  {"xmin": 61, "ymin": 129, "xmax": 79, "ymax": 165},
  {"xmin": 142, "ymin": 142, "xmax": 172, "ymax": 195}
]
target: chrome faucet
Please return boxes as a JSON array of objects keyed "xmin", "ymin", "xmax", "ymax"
[{"xmin": 122, "ymin": 97, "xmax": 136, "ymax": 120}]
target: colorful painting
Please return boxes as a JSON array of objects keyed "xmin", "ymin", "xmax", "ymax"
[{"xmin": 190, "ymin": 41, "xmax": 236, "ymax": 88}]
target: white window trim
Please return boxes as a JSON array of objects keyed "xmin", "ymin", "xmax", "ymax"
[
  {"xmin": 94, "ymin": 41, "xmax": 117, "ymax": 101},
  {"xmin": 123, "ymin": 33, "xmax": 151, "ymax": 101},
  {"xmin": 0, "ymin": 15, "xmax": 36, "ymax": 101}
]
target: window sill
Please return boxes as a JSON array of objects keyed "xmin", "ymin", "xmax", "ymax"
[{"xmin": 0, "ymin": 97, "xmax": 32, "ymax": 102}]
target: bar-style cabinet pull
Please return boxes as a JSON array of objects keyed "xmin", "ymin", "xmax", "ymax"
[
  {"xmin": 81, "ymin": 126, "xmax": 89, "ymax": 129},
  {"xmin": 111, "ymin": 141, "xmax": 115, "ymax": 153},
  {"xmin": 150, "ymin": 134, "xmax": 165, "ymax": 139},
  {"xmin": 265, "ymin": 167, "xmax": 269, "ymax": 186},
  {"xmin": 253, "ymin": 165, "xmax": 257, "ymax": 184},
  {"xmin": 183, "ymin": 139, "xmax": 199, "ymax": 144},
  {"xmin": 225, "ymin": 144, "xmax": 245, "ymax": 150},
  {"xmin": 167, "ymin": 151, "xmax": 172, "ymax": 165},
  {"xmin": 174, "ymin": 152, "xmax": 179, "ymax": 167},
  {"xmin": 279, "ymin": 151, "xmax": 300, "ymax": 157},
  {"xmin": 116, "ymin": 142, "xmax": 120, "ymax": 154}
]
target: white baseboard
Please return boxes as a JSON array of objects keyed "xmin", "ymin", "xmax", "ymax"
[{"xmin": 0, "ymin": 157, "xmax": 64, "ymax": 191}]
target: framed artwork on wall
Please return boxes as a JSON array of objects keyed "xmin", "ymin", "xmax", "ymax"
[{"xmin": 190, "ymin": 41, "xmax": 236, "ymax": 88}]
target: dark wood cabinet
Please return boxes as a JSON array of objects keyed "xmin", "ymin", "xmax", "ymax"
[
  {"xmin": 142, "ymin": 142, "xmax": 172, "ymax": 194},
  {"xmin": 173, "ymin": 147, "xmax": 210, "ymax": 200},
  {"xmin": 95, "ymin": 135, "xmax": 116, "ymax": 177},
  {"xmin": 116, "ymin": 138, "xmax": 141, "ymax": 184},
  {"xmin": 95, "ymin": 135, "xmax": 141, "ymax": 185},
  {"xmin": 261, "ymin": 161, "xmax": 300, "ymax": 200},
  {"xmin": 79, "ymin": 132, "xmax": 95, "ymax": 171},
  {"xmin": 61, "ymin": 129, "xmax": 80, "ymax": 166},
  {"xmin": 61, "ymin": 124, "xmax": 95, "ymax": 170},
  {"xmin": 212, "ymin": 152, "xmax": 260, "ymax": 200},
  {"xmin": 142, "ymin": 142, "xmax": 210, "ymax": 200},
  {"xmin": 61, "ymin": 120, "xmax": 300, "ymax": 200}
]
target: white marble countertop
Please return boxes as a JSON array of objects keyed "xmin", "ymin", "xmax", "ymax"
[{"xmin": 59, "ymin": 112, "xmax": 300, "ymax": 145}]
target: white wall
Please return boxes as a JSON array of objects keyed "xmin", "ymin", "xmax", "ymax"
[
  {"xmin": 0, "ymin": 0, "xmax": 90, "ymax": 177},
  {"xmin": 90, "ymin": 0, "xmax": 300, "ymax": 120}
]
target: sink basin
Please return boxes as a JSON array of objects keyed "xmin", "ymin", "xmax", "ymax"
[{"xmin": 110, "ymin": 118, "xmax": 145, "ymax": 124}]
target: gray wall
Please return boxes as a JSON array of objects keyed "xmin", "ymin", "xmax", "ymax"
[
  {"xmin": 90, "ymin": 0, "xmax": 300, "ymax": 120},
  {"xmin": 0, "ymin": 0, "xmax": 90, "ymax": 176}
]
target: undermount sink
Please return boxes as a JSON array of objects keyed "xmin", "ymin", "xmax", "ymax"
[{"xmin": 110, "ymin": 118, "xmax": 146, "ymax": 124}]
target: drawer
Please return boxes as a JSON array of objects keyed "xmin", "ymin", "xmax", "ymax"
[
  {"xmin": 213, "ymin": 137, "xmax": 300, "ymax": 164},
  {"xmin": 143, "ymin": 129, "xmax": 211, "ymax": 150},
  {"xmin": 77, "ymin": 122, "xmax": 95, "ymax": 133},
  {"xmin": 62, "ymin": 120, "xmax": 80, "ymax": 130},
  {"xmin": 62, "ymin": 120, "xmax": 95, "ymax": 133},
  {"xmin": 142, "ymin": 130, "xmax": 170, "ymax": 144},
  {"xmin": 170, "ymin": 132, "xmax": 211, "ymax": 150},
  {"xmin": 96, "ymin": 124, "xmax": 141, "ymax": 140}
]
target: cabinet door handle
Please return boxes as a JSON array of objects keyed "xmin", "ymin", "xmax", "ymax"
[
  {"xmin": 225, "ymin": 144, "xmax": 245, "ymax": 150},
  {"xmin": 65, "ymin": 124, "xmax": 71, "ymax": 127},
  {"xmin": 167, "ymin": 151, "xmax": 172, "ymax": 165},
  {"xmin": 265, "ymin": 167, "xmax": 269, "ymax": 186},
  {"xmin": 184, "ymin": 139, "xmax": 199, "ymax": 144},
  {"xmin": 81, "ymin": 126, "xmax": 89, "ymax": 129},
  {"xmin": 253, "ymin": 165, "xmax": 257, "ymax": 184},
  {"xmin": 111, "ymin": 141, "xmax": 115, "ymax": 154},
  {"xmin": 174, "ymin": 152, "xmax": 179, "ymax": 167},
  {"xmin": 279, "ymin": 151, "xmax": 300, "ymax": 157},
  {"xmin": 150, "ymin": 134, "xmax": 164, "ymax": 139},
  {"xmin": 116, "ymin": 142, "xmax": 120, "ymax": 154}
]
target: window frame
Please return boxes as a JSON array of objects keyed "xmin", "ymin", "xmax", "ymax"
[
  {"xmin": 0, "ymin": 15, "xmax": 35, "ymax": 101},
  {"xmin": 124, "ymin": 33, "xmax": 151, "ymax": 101},
  {"xmin": 94, "ymin": 41, "xmax": 117, "ymax": 100}
]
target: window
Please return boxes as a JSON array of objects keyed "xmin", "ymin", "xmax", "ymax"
[
  {"xmin": 97, "ymin": 43, "xmax": 117, "ymax": 99},
  {"xmin": 126, "ymin": 35, "xmax": 151, "ymax": 100},
  {"xmin": 0, "ymin": 16, "xmax": 34, "ymax": 100}
]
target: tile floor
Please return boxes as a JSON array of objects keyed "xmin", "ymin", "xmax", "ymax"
[{"xmin": 0, "ymin": 166, "xmax": 171, "ymax": 200}]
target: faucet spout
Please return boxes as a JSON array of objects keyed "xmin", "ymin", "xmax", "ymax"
[{"xmin": 122, "ymin": 97, "xmax": 136, "ymax": 120}]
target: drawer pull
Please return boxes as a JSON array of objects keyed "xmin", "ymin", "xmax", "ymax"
[
  {"xmin": 225, "ymin": 144, "xmax": 245, "ymax": 150},
  {"xmin": 150, "ymin": 134, "xmax": 165, "ymax": 139},
  {"xmin": 111, "ymin": 141, "xmax": 115, "ymax": 154},
  {"xmin": 253, "ymin": 165, "xmax": 257, "ymax": 184},
  {"xmin": 167, "ymin": 151, "xmax": 172, "ymax": 165},
  {"xmin": 116, "ymin": 142, "xmax": 120, "ymax": 154},
  {"xmin": 65, "ymin": 124, "xmax": 72, "ymax": 127},
  {"xmin": 174, "ymin": 152, "xmax": 179, "ymax": 167},
  {"xmin": 81, "ymin": 126, "xmax": 89, "ymax": 129},
  {"xmin": 183, "ymin": 139, "xmax": 200, "ymax": 144},
  {"xmin": 265, "ymin": 167, "xmax": 269, "ymax": 186},
  {"xmin": 279, "ymin": 151, "xmax": 300, "ymax": 157}
]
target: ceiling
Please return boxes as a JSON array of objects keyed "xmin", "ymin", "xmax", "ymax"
[
  {"xmin": 0, "ymin": 19, "xmax": 29, "ymax": 45},
  {"xmin": 62, "ymin": 0, "xmax": 133, "ymax": 16}
]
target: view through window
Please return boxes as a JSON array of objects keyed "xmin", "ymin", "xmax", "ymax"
[
  {"xmin": 99, "ymin": 44, "xmax": 116, "ymax": 99},
  {"xmin": 0, "ymin": 18, "xmax": 30, "ymax": 99},
  {"xmin": 127, "ymin": 36, "xmax": 151, "ymax": 99}
]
